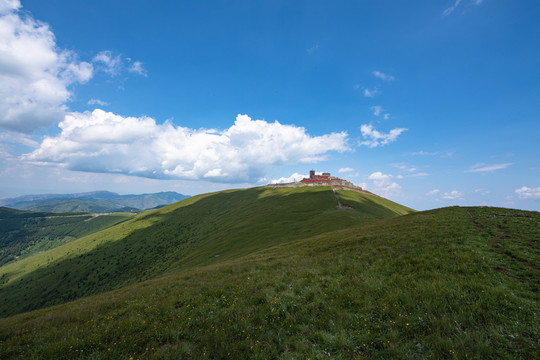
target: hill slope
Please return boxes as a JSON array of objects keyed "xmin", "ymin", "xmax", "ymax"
[
  {"xmin": 0, "ymin": 186, "xmax": 412, "ymax": 317},
  {"xmin": 0, "ymin": 207, "xmax": 133, "ymax": 266},
  {"xmin": 0, "ymin": 205, "xmax": 538, "ymax": 359}
]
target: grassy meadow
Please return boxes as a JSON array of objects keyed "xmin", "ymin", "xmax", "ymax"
[{"xmin": 0, "ymin": 187, "xmax": 538, "ymax": 359}]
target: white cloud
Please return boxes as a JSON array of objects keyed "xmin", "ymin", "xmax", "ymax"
[
  {"xmin": 443, "ymin": 0, "xmax": 462, "ymax": 16},
  {"xmin": 92, "ymin": 50, "xmax": 122, "ymax": 76},
  {"xmin": 359, "ymin": 124, "xmax": 407, "ymax": 148},
  {"xmin": 93, "ymin": 51, "xmax": 147, "ymax": 78},
  {"xmin": 87, "ymin": 98, "xmax": 109, "ymax": 106},
  {"xmin": 0, "ymin": 131, "xmax": 39, "ymax": 148},
  {"xmin": 0, "ymin": 3, "xmax": 94, "ymax": 132},
  {"xmin": 368, "ymin": 171, "xmax": 392, "ymax": 184},
  {"xmin": 515, "ymin": 186, "xmax": 540, "ymax": 200},
  {"xmin": 443, "ymin": 0, "xmax": 484, "ymax": 16},
  {"xmin": 271, "ymin": 172, "xmax": 307, "ymax": 184},
  {"xmin": 0, "ymin": 0, "xmax": 20, "ymax": 14},
  {"xmin": 338, "ymin": 167, "xmax": 354, "ymax": 173},
  {"xmin": 371, "ymin": 105, "xmax": 383, "ymax": 116},
  {"xmin": 475, "ymin": 188, "xmax": 489, "ymax": 196},
  {"xmin": 373, "ymin": 70, "xmax": 395, "ymax": 82},
  {"xmin": 390, "ymin": 163, "xmax": 416, "ymax": 172},
  {"xmin": 25, "ymin": 111, "xmax": 350, "ymax": 183},
  {"xmin": 443, "ymin": 190, "xmax": 463, "ymax": 200},
  {"xmin": 412, "ymin": 150, "xmax": 438, "ymax": 156},
  {"xmin": 467, "ymin": 163, "xmax": 513, "ymax": 173},
  {"xmin": 427, "ymin": 189, "xmax": 440, "ymax": 196},
  {"xmin": 367, "ymin": 171, "xmax": 401, "ymax": 197},
  {"xmin": 363, "ymin": 88, "xmax": 381, "ymax": 98},
  {"xmin": 128, "ymin": 60, "xmax": 147, "ymax": 76},
  {"xmin": 408, "ymin": 172, "xmax": 430, "ymax": 178}
]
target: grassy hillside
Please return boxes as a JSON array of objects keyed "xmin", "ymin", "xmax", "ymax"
[
  {"xmin": 0, "ymin": 205, "xmax": 538, "ymax": 359},
  {"xmin": 0, "ymin": 208, "xmax": 133, "ymax": 266},
  {"xmin": 0, "ymin": 186, "xmax": 412, "ymax": 318}
]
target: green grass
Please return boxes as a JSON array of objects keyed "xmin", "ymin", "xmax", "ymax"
[
  {"xmin": 0, "ymin": 187, "xmax": 538, "ymax": 358},
  {"xmin": 0, "ymin": 208, "xmax": 133, "ymax": 266},
  {"xmin": 0, "ymin": 186, "xmax": 413, "ymax": 317},
  {"xmin": 0, "ymin": 205, "xmax": 537, "ymax": 359}
]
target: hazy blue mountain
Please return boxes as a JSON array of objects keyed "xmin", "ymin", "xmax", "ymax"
[{"xmin": 0, "ymin": 191, "xmax": 189, "ymax": 213}]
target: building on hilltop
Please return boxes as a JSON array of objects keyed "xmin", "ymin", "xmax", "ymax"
[
  {"xmin": 269, "ymin": 170, "xmax": 362, "ymax": 191},
  {"xmin": 300, "ymin": 170, "xmax": 336, "ymax": 184}
]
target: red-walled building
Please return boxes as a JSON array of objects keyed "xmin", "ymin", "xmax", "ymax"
[{"xmin": 300, "ymin": 170, "xmax": 336, "ymax": 183}]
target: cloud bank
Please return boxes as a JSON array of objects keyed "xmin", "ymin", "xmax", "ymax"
[
  {"xmin": 25, "ymin": 111, "xmax": 349, "ymax": 183},
  {"xmin": 0, "ymin": 1, "xmax": 93, "ymax": 132}
]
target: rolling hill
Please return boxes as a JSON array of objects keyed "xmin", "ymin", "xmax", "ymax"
[{"xmin": 0, "ymin": 186, "xmax": 538, "ymax": 359}]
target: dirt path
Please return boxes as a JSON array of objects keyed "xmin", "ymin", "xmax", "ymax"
[{"xmin": 332, "ymin": 190, "xmax": 354, "ymax": 210}]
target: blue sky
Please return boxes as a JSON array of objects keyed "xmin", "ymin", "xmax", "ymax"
[{"xmin": 0, "ymin": 0, "xmax": 539, "ymax": 211}]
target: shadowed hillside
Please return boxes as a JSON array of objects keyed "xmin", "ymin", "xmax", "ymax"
[{"xmin": 0, "ymin": 208, "xmax": 133, "ymax": 266}]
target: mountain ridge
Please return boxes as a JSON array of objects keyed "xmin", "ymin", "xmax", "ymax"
[{"xmin": 0, "ymin": 191, "xmax": 189, "ymax": 213}]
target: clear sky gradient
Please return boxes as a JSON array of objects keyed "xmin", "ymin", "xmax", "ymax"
[{"xmin": 1, "ymin": 0, "xmax": 539, "ymax": 211}]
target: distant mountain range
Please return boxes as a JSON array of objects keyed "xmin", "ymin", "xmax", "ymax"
[{"xmin": 0, "ymin": 191, "xmax": 190, "ymax": 213}]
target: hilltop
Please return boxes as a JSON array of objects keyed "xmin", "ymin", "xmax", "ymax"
[{"xmin": 0, "ymin": 186, "xmax": 538, "ymax": 359}]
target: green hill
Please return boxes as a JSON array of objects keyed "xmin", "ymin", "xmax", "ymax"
[
  {"xmin": 0, "ymin": 186, "xmax": 412, "ymax": 317},
  {"xmin": 0, "ymin": 207, "xmax": 133, "ymax": 266},
  {"xmin": 0, "ymin": 187, "xmax": 538, "ymax": 359}
]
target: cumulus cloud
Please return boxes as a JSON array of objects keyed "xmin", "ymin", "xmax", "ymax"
[
  {"xmin": 515, "ymin": 186, "xmax": 540, "ymax": 200},
  {"xmin": 0, "ymin": 0, "xmax": 20, "ymax": 14},
  {"xmin": 0, "ymin": 3, "xmax": 93, "ymax": 132},
  {"xmin": 359, "ymin": 124, "xmax": 407, "ymax": 148},
  {"xmin": 271, "ymin": 172, "xmax": 307, "ymax": 184},
  {"xmin": 467, "ymin": 163, "xmax": 513, "ymax": 173},
  {"xmin": 25, "ymin": 111, "xmax": 349, "ymax": 183},
  {"xmin": 373, "ymin": 70, "xmax": 395, "ymax": 82},
  {"xmin": 427, "ymin": 189, "xmax": 440, "ymax": 196},
  {"xmin": 338, "ymin": 167, "xmax": 354, "ymax": 173}
]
